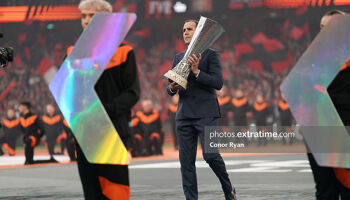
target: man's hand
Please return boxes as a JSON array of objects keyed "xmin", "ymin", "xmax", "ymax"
[
  {"xmin": 188, "ymin": 53, "xmax": 201, "ymax": 76},
  {"xmin": 169, "ymin": 80, "xmax": 182, "ymax": 91}
]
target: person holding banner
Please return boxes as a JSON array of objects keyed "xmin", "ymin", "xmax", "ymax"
[
  {"xmin": 307, "ymin": 10, "xmax": 350, "ymax": 200},
  {"xmin": 66, "ymin": 0, "xmax": 140, "ymax": 199}
]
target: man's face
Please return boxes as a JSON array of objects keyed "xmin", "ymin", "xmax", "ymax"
[
  {"xmin": 142, "ymin": 100, "xmax": 153, "ymax": 113},
  {"xmin": 183, "ymin": 21, "xmax": 197, "ymax": 45},
  {"xmin": 46, "ymin": 105, "xmax": 55, "ymax": 116},
  {"xmin": 7, "ymin": 109, "xmax": 15, "ymax": 118},
  {"xmin": 81, "ymin": 8, "xmax": 99, "ymax": 29},
  {"xmin": 18, "ymin": 105, "xmax": 26, "ymax": 115},
  {"xmin": 235, "ymin": 90, "xmax": 243, "ymax": 98},
  {"xmin": 320, "ymin": 15, "xmax": 333, "ymax": 30},
  {"xmin": 256, "ymin": 95, "xmax": 264, "ymax": 103},
  {"xmin": 320, "ymin": 14, "xmax": 344, "ymax": 30}
]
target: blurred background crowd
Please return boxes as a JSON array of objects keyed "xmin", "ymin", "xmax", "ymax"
[{"xmin": 0, "ymin": 0, "xmax": 348, "ymax": 155}]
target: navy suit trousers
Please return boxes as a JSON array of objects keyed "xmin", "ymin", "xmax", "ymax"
[{"xmin": 176, "ymin": 117, "xmax": 232, "ymax": 200}]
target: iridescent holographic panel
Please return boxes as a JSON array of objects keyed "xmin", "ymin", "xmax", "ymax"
[
  {"xmin": 280, "ymin": 15, "xmax": 350, "ymax": 168},
  {"xmin": 49, "ymin": 13, "xmax": 136, "ymax": 165}
]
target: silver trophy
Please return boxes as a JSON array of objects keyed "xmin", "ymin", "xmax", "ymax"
[{"xmin": 164, "ymin": 16, "xmax": 225, "ymax": 89}]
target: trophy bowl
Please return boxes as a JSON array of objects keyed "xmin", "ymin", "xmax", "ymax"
[{"xmin": 164, "ymin": 16, "xmax": 225, "ymax": 89}]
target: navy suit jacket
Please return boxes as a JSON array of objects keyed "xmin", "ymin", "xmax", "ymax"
[{"xmin": 167, "ymin": 48, "xmax": 223, "ymax": 120}]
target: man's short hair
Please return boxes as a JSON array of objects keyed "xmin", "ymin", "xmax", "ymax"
[
  {"xmin": 7, "ymin": 107, "xmax": 15, "ymax": 112},
  {"xmin": 78, "ymin": 0, "xmax": 113, "ymax": 13},
  {"xmin": 19, "ymin": 101, "xmax": 31, "ymax": 110},
  {"xmin": 324, "ymin": 10, "xmax": 346, "ymax": 17},
  {"xmin": 185, "ymin": 19, "xmax": 199, "ymax": 27}
]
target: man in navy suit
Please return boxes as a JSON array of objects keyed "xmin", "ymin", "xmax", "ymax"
[{"xmin": 167, "ymin": 19, "xmax": 236, "ymax": 200}]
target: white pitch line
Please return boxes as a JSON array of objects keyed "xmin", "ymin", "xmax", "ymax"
[
  {"xmin": 130, "ymin": 160, "xmax": 311, "ymax": 173},
  {"xmin": 0, "ymin": 155, "xmax": 70, "ymax": 166},
  {"xmin": 227, "ymin": 167, "xmax": 292, "ymax": 173}
]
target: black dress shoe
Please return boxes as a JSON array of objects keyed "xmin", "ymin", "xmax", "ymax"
[
  {"xmin": 49, "ymin": 157, "xmax": 59, "ymax": 163},
  {"xmin": 24, "ymin": 160, "xmax": 34, "ymax": 165},
  {"xmin": 225, "ymin": 188, "xmax": 237, "ymax": 200}
]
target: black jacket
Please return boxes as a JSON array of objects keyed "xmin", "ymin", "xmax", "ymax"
[
  {"xmin": 41, "ymin": 114, "xmax": 63, "ymax": 140},
  {"xmin": 20, "ymin": 112, "xmax": 44, "ymax": 141},
  {"xmin": 328, "ymin": 67, "xmax": 350, "ymax": 125},
  {"xmin": 66, "ymin": 44, "xmax": 140, "ymax": 146}
]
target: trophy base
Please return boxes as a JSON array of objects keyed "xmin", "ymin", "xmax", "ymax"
[{"xmin": 164, "ymin": 70, "xmax": 188, "ymax": 90}]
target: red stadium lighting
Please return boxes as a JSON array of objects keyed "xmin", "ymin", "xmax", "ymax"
[
  {"xmin": 334, "ymin": 0, "xmax": 350, "ymax": 5},
  {"xmin": 0, "ymin": 5, "xmax": 80, "ymax": 23},
  {"xmin": 265, "ymin": 0, "xmax": 350, "ymax": 8}
]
